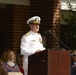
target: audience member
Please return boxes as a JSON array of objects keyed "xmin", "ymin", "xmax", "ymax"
[
  {"xmin": 71, "ymin": 49, "xmax": 76, "ymax": 75},
  {"xmin": 2, "ymin": 50, "xmax": 20, "ymax": 72}
]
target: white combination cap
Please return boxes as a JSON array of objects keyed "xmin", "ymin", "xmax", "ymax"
[{"xmin": 26, "ymin": 16, "xmax": 41, "ymax": 25}]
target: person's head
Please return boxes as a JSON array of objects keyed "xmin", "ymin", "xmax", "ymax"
[
  {"xmin": 72, "ymin": 49, "xmax": 76, "ymax": 62},
  {"xmin": 5, "ymin": 50, "xmax": 16, "ymax": 63},
  {"xmin": 27, "ymin": 16, "xmax": 41, "ymax": 33}
]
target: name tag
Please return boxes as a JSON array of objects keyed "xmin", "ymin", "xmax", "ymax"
[{"xmin": 31, "ymin": 40, "xmax": 36, "ymax": 42}]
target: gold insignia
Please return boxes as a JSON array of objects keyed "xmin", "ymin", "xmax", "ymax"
[
  {"xmin": 25, "ymin": 32, "xmax": 30, "ymax": 36},
  {"xmin": 35, "ymin": 18, "xmax": 39, "ymax": 21}
]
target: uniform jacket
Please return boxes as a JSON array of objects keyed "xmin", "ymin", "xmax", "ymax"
[{"xmin": 20, "ymin": 30, "xmax": 45, "ymax": 70}]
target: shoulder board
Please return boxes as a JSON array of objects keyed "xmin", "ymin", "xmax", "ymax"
[{"xmin": 25, "ymin": 32, "xmax": 30, "ymax": 36}]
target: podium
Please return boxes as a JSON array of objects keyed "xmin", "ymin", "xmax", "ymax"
[{"xmin": 28, "ymin": 50, "xmax": 71, "ymax": 75}]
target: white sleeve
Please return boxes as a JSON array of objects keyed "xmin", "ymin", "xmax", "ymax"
[{"xmin": 20, "ymin": 35, "xmax": 35, "ymax": 57}]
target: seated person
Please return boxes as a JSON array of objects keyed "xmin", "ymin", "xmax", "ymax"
[
  {"xmin": 2, "ymin": 50, "xmax": 20, "ymax": 72},
  {"xmin": 71, "ymin": 49, "xmax": 76, "ymax": 75}
]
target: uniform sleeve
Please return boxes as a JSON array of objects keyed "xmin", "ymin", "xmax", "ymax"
[{"xmin": 20, "ymin": 35, "xmax": 35, "ymax": 57}]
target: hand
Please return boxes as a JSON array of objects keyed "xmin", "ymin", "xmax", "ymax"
[{"xmin": 35, "ymin": 50, "xmax": 42, "ymax": 53}]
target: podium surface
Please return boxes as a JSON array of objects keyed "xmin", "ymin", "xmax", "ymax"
[{"xmin": 28, "ymin": 50, "xmax": 71, "ymax": 75}]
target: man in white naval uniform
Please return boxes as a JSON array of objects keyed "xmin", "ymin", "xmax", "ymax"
[{"xmin": 20, "ymin": 16, "xmax": 45, "ymax": 75}]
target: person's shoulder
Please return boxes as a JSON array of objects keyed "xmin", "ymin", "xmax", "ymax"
[
  {"xmin": 23, "ymin": 31, "xmax": 30, "ymax": 37},
  {"xmin": 37, "ymin": 33, "xmax": 41, "ymax": 35},
  {"xmin": 21, "ymin": 31, "xmax": 31, "ymax": 40},
  {"xmin": 25, "ymin": 32, "xmax": 30, "ymax": 36}
]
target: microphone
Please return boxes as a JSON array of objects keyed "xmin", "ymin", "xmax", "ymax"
[
  {"xmin": 44, "ymin": 30, "xmax": 51, "ymax": 34},
  {"xmin": 44, "ymin": 29, "xmax": 72, "ymax": 52}
]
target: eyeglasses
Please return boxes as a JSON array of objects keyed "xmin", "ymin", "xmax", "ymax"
[{"xmin": 72, "ymin": 54, "xmax": 76, "ymax": 56}]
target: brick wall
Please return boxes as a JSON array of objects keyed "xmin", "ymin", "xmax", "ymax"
[
  {"xmin": 30, "ymin": 0, "xmax": 60, "ymax": 50},
  {"xmin": 12, "ymin": 5, "xmax": 30, "ymax": 53},
  {"xmin": 51, "ymin": 0, "xmax": 60, "ymax": 50},
  {"xmin": 0, "ymin": 6, "xmax": 13, "ymax": 56},
  {"xmin": 0, "ymin": 0, "xmax": 60, "ymax": 55},
  {"xmin": 0, "ymin": 4, "xmax": 30, "ymax": 54}
]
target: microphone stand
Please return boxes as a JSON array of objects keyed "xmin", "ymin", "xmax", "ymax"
[{"xmin": 49, "ymin": 30, "xmax": 72, "ymax": 52}]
